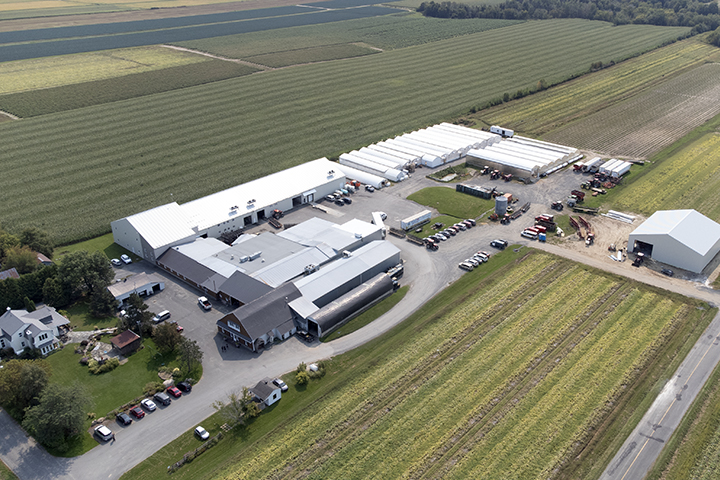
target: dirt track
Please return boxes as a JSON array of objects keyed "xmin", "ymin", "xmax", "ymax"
[{"xmin": 0, "ymin": 0, "xmax": 313, "ymax": 32}]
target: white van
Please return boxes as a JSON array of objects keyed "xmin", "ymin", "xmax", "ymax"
[{"xmin": 152, "ymin": 310, "xmax": 171, "ymax": 323}]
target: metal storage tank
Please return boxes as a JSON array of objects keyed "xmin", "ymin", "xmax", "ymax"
[{"xmin": 495, "ymin": 196, "xmax": 508, "ymax": 216}]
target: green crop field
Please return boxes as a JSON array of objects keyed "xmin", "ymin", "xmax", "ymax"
[
  {"xmin": 605, "ymin": 115, "xmax": 720, "ymax": 222},
  {"xmin": 544, "ymin": 62, "xmax": 720, "ymax": 159},
  {"xmin": 0, "ymin": 19, "xmax": 687, "ymax": 244},
  {"xmin": 122, "ymin": 249, "xmax": 713, "ymax": 480},
  {"xmin": 0, "ymin": 60, "xmax": 258, "ymax": 117},
  {"xmin": 245, "ymin": 43, "xmax": 379, "ymax": 68},
  {"xmin": 174, "ymin": 13, "xmax": 522, "ymax": 56},
  {"xmin": 0, "ymin": 46, "xmax": 208, "ymax": 96},
  {"xmin": 466, "ymin": 37, "xmax": 719, "ymax": 137}
]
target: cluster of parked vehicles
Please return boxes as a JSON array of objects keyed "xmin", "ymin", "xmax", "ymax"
[
  {"xmin": 458, "ymin": 239, "xmax": 507, "ymax": 271},
  {"xmin": 94, "ymin": 382, "xmax": 194, "ymax": 442},
  {"xmin": 425, "ymin": 219, "xmax": 476, "ymax": 250},
  {"xmin": 325, "ymin": 181, "xmax": 367, "ymax": 206}
]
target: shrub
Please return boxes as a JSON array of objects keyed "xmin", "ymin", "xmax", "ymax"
[
  {"xmin": 79, "ymin": 357, "xmax": 89, "ymax": 365},
  {"xmin": 80, "ymin": 340, "xmax": 88, "ymax": 347},
  {"xmin": 296, "ymin": 362, "xmax": 306, "ymax": 373},
  {"xmin": 296, "ymin": 371, "xmax": 310, "ymax": 385},
  {"xmin": 144, "ymin": 381, "xmax": 164, "ymax": 396}
]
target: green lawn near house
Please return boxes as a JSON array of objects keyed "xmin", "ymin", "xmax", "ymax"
[
  {"xmin": 408, "ymin": 186, "xmax": 494, "ymax": 219},
  {"xmin": 45, "ymin": 337, "xmax": 201, "ymax": 456},
  {"xmin": 64, "ymin": 301, "xmax": 117, "ymax": 331}
]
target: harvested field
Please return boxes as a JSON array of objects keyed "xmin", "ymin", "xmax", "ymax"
[
  {"xmin": 0, "ymin": 60, "xmax": 257, "ymax": 117},
  {"xmin": 0, "ymin": 19, "xmax": 687, "ymax": 243},
  {"xmin": 0, "ymin": 46, "xmax": 207, "ymax": 95},
  {"xmin": 545, "ymin": 63, "xmax": 720, "ymax": 159},
  {"xmin": 470, "ymin": 37, "xmax": 719, "ymax": 136},
  {"xmin": 165, "ymin": 250, "xmax": 708, "ymax": 480}
]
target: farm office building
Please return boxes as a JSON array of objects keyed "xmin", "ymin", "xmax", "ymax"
[
  {"xmin": 111, "ymin": 158, "xmax": 346, "ymax": 263},
  {"xmin": 627, "ymin": 209, "xmax": 720, "ymax": 273}
]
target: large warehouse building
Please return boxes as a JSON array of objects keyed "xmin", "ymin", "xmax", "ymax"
[
  {"xmin": 111, "ymin": 158, "xmax": 347, "ymax": 262},
  {"xmin": 627, "ymin": 209, "xmax": 720, "ymax": 273}
]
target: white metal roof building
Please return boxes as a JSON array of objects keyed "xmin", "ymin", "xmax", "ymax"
[
  {"xmin": 335, "ymin": 164, "xmax": 386, "ymax": 189},
  {"xmin": 112, "ymin": 158, "xmax": 346, "ymax": 262},
  {"xmin": 627, "ymin": 209, "xmax": 720, "ymax": 273}
]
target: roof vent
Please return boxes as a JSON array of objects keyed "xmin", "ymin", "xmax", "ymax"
[
  {"xmin": 249, "ymin": 251, "xmax": 262, "ymax": 261},
  {"xmin": 239, "ymin": 256, "xmax": 249, "ymax": 263}
]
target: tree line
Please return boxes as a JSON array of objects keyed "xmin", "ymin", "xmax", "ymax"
[{"xmin": 417, "ymin": 0, "xmax": 720, "ymax": 33}]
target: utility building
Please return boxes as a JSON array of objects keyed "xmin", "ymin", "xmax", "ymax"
[
  {"xmin": 111, "ymin": 158, "xmax": 346, "ymax": 262},
  {"xmin": 627, "ymin": 209, "xmax": 720, "ymax": 273}
]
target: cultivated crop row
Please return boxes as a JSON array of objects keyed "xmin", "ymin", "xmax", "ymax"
[
  {"xmin": 209, "ymin": 254, "xmax": 701, "ymax": 480},
  {"xmin": 545, "ymin": 63, "xmax": 720, "ymax": 158},
  {"xmin": 244, "ymin": 43, "xmax": 379, "ymax": 68},
  {"xmin": 479, "ymin": 37, "xmax": 715, "ymax": 136},
  {"xmin": 0, "ymin": 19, "xmax": 687, "ymax": 243},
  {"xmin": 611, "ymin": 131, "xmax": 720, "ymax": 221}
]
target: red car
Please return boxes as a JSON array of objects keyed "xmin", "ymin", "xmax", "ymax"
[
  {"xmin": 130, "ymin": 406, "xmax": 145, "ymax": 419},
  {"xmin": 167, "ymin": 386, "xmax": 182, "ymax": 398}
]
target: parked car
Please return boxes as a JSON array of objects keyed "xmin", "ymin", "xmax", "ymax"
[
  {"xmin": 198, "ymin": 296, "xmax": 212, "ymax": 311},
  {"xmin": 462, "ymin": 220, "xmax": 473, "ymax": 228},
  {"xmin": 444, "ymin": 229, "xmax": 456, "ymax": 236},
  {"xmin": 111, "ymin": 258, "xmax": 122, "ymax": 267},
  {"xmin": 94, "ymin": 425, "xmax": 114, "ymax": 441},
  {"xmin": 177, "ymin": 381, "xmax": 193, "ymax": 393},
  {"xmin": 153, "ymin": 392, "xmax": 171, "ymax": 406},
  {"xmin": 325, "ymin": 194, "xmax": 335, "ymax": 201},
  {"xmin": 661, "ymin": 268, "xmax": 674, "ymax": 277},
  {"xmin": 436, "ymin": 233, "xmax": 447, "ymax": 241},
  {"xmin": 378, "ymin": 212, "xmax": 387, "ymax": 221},
  {"xmin": 140, "ymin": 398, "xmax": 156, "ymax": 411},
  {"xmin": 273, "ymin": 378, "xmax": 288, "ymax": 392},
  {"xmin": 120, "ymin": 254, "xmax": 132, "ymax": 264},
  {"xmin": 466, "ymin": 258, "xmax": 480, "ymax": 267},
  {"xmin": 473, "ymin": 254, "xmax": 488, "ymax": 263},
  {"xmin": 152, "ymin": 310, "xmax": 171, "ymax": 323},
  {"xmin": 175, "ymin": 324, "xmax": 184, "ymax": 333},
  {"xmin": 167, "ymin": 386, "xmax": 182, "ymax": 398},
  {"xmin": 129, "ymin": 406, "xmax": 145, "ymax": 419},
  {"xmin": 490, "ymin": 239, "xmax": 507, "ymax": 249},
  {"xmin": 195, "ymin": 426, "xmax": 210, "ymax": 441},
  {"xmin": 335, "ymin": 199, "xmax": 344, "ymax": 206},
  {"xmin": 459, "ymin": 262, "xmax": 474, "ymax": 271},
  {"xmin": 365, "ymin": 185, "xmax": 375, "ymax": 192},
  {"xmin": 466, "ymin": 219, "xmax": 477, "ymax": 226},
  {"xmin": 116, "ymin": 412, "xmax": 132, "ymax": 425},
  {"xmin": 455, "ymin": 223, "xmax": 467, "ymax": 231}
]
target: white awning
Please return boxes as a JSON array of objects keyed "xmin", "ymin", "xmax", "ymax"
[{"xmin": 302, "ymin": 189, "xmax": 317, "ymax": 196}]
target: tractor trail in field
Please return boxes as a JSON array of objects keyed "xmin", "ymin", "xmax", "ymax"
[
  {"xmin": 268, "ymin": 259, "xmax": 573, "ymax": 479},
  {"xmin": 161, "ymin": 44, "xmax": 274, "ymax": 71}
]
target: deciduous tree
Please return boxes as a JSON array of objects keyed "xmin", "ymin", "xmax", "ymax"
[
  {"xmin": 178, "ymin": 337, "xmax": 203, "ymax": 374},
  {"xmin": 119, "ymin": 293, "xmax": 153, "ymax": 337},
  {"xmin": 153, "ymin": 322, "xmax": 181, "ymax": 353},
  {"xmin": 212, "ymin": 387, "xmax": 256, "ymax": 426},
  {"xmin": 4, "ymin": 246, "xmax": 38, "ymax": 274},
  {"xmin": 19, "ymin": 227, "xmax": 54, "ymax": 259},
  {"xmin": 23, "ymin": 383, "xmax": 90, "ymax": 451},
  {"xmin": 57, "ymin": 251, "xmax": 113, "ymax": 302}
]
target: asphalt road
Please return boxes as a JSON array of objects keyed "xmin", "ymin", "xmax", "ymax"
[{"xmin": 1, "ymin": 164, "xmax": 718, "ymax": 480}]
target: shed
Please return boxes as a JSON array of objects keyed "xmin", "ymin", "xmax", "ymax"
[
  {"xmin": 111, "ymin": 330, "xmax": 141, "ymax": 355},
  {"xmin": 627, "ymin": 209, "xmax": 720, "ymax": 273},
  {"xmin": 250, "ymin": 377, "xmax": 281, "ymax": 406}
]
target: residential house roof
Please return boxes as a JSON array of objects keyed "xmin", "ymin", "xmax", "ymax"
[
  {"xmin": 250, "ymin": 377, "xmax": 278, "ymax": 400},
  {"xmin": 111, "ymin": 330, "xmax": 141, "ymax": 350},
  {"xmin": 0, "ymin": 268, "xmax": 20, "ymax": 280}
]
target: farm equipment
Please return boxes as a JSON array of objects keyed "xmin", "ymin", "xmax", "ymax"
[
  {"xmin": 389, "ymin": 227, "xmax": 406, "ymax": 238},
  {"xmin": 572, "ymin": 205, "xmax": 600, "ymax": 215},
  {"xmin": 570, "ymin": 190, "xmax": 585, "ymax": 202},
  {"xmin": 490, "ymin": 170, "xmax": 502, "ymax": 180},
  {"xmin": 269, "ymin": 218, "xmax": 283, "ymax": 229},
  {"xmin": 501, "ymin": 214, "xmax": 512, "ymax": 224},
  {"xmin": 521, "ymin": 202, "xmax": 531, "ymax": 213},
  {"xmin": 608, "ymin": 244, "xmax": 616, "ymax": 252},
  {"xmin": 581, "ymin": 182, "xmax": 591, "ymax": 189},
  {"xmin": 551, "ymin": 201, "xmax": 564, "ymax": 211},
  {"xmin": 591, "ymin": 187, "xmax": 606, "ymax": 195},
  {"xmin": 632, "ymin": 252, "xmax": 645, "ymax": 267},
  {"xmin": 489, "ymin": 212, "xmax": 499, "ymax": 221},
  {"xmin": 569, "ymin": 216, "xmax": 583, "ymax": 239},
  {"xmin": 480, "ymin": 166, "xmax": 491, "ymax": 175},
  {"xmin": 272, "ymin": 209, "xmax": 284, "ymax": 219},
  {"xmin": 503, "ymin": 173, "xmax": 513, "ymax": 182},
  {"xmin": 509, "ymin": 211, "xmax": 522, "ymax": 220}
]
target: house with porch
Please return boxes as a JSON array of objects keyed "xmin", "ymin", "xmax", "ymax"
[{"xmin": 0, "ymin": 306, "xmax": 70, "ymax": 356}]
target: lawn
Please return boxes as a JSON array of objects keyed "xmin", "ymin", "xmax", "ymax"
[
  {"xmin": 120, "ymin": 248, "xmax": 714, "ymax": 479},
  {"xmin": 408, "ymin": 186, "xmax": 494, "ymax": 219},
  {"xmin": 54, "ymin": 232, "xmax": 139, "ymax": 262},
  {"xmin": 426, "ymin": 163, "xmax": 472, "ymax": 182},
  {"xmin": 0, "ymin": 461, "xmax": 17, "ymax": 480},
  {"xmin": 45, "ymin": 337, "xmax": 202, "ymax": 456},
  {"xmin": 322, "ymin": 285, "xmax": 408, "ymax": 342},
  {"xmin": 0, "ymin": 19, "xmax": 688, "ymax": 245},
  {"xmin": 64, "ymin": 301, "xmax": 117, "ymax": 331}
]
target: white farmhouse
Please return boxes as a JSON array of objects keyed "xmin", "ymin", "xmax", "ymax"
[{"xmin": 0, "ymin": 306, "xmax": 70, "ymax": 356}]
